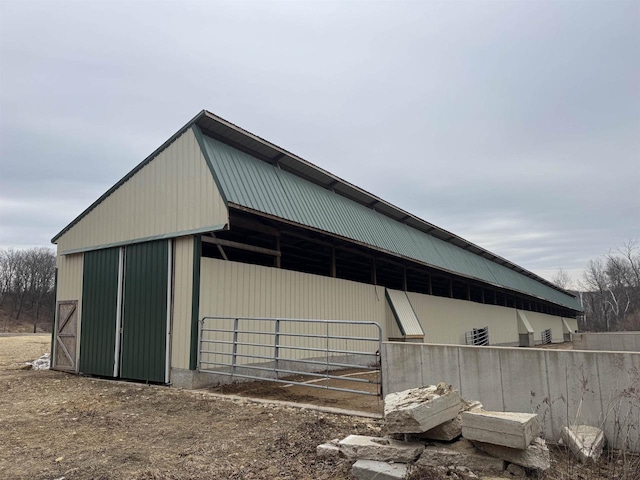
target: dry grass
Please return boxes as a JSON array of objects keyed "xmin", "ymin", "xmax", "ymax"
[{"xmin": 2, "ymin": 335, "xmax": 639, "ymax": 479}]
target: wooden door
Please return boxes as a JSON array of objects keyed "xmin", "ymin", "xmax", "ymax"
[{"xmin": 53, "ymin": 301, "xmax": 77, "ymax": 372}]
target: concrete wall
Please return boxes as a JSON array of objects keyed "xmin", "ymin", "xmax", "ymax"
[
  {"xmin": 56, "ymin": 128, "xmax": 228, "ymax": 253},
  {"xmin": 572, "ymin": 332, "xmax": 640, "ymax": 352},
  {"xmin": 382, "ymin": 342, "xmax": 640, "ymax": 451}
]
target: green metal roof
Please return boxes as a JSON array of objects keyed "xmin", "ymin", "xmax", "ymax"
[{"xmin": 199, "ymin": 131, "xmax": 581, "ymax": 311}]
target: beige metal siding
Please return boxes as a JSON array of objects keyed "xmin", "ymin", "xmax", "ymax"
[
  {"xmin": 406, "ymin": 292, "xmax": 519, "ymax": 345},
  {"xmin": 563, "ymin": 317, "xmax": 579, "ymax": 334},
  {"xmin": 385, "ymin": 302, "xmax": 404, "ymax": 339},
  {"xmin": 199, "ymin": 258, "xmax": 386, "ymax": 366},
  {"xmin": 56, "ymin": 128, "xmax": 228, "ymax": 253},
  {"xmin": 55, "ymin": 253, "xmax": 84, "ymax": 369},
  {"xmin": 525, "ymin": 311, "xmax": 565, "ymax": 342},
  {"xmin": 170, "ymin": 236, "xmax": 195, "ymax": 370}
]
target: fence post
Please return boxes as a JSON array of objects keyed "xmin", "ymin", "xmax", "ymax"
[
  {"xmin": 274, "ymin": 319, "xmax": 280, "ymax": 379},
  {"xmin": 232, "ymin": 317, "xmax": 239, "ymax": 378}
]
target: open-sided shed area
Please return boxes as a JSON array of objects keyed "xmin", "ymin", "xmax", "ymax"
[{"xmin": 50, "ymin": 110, "xmax": 582, "ymax": 390}]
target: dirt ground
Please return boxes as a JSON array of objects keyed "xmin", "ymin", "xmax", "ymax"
[
  {"xmin": 1, "ymin": 335, "xmax": 637, "ymax": 480},
  {"xmin": 209, "ymin": 369, "xmax": 383, "ymax": 415}
]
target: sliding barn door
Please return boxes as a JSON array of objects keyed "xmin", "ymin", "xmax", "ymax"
[
  {"xmin": 79, "ymin": 248, "xmax": 120, "ymax": 377},
  {"xmin": 120, "ymin": 240, "xmax": 170, "ymax": 383}
]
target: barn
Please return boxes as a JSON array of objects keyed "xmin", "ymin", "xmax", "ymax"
[{"xmin": 51, "ymin": 110, "xmax": 582, "ymax": 389}]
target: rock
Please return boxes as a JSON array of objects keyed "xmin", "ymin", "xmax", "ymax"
[
  {"xmin": 384, "ymin": 384, "xmax": 462, "ymax": 434},
  {"xmin": 472, "ymin": 437, "xmax": 550, "ymax": 471},
  {"xmin": 351, "ymin": 460, "xmax": 409, "ymax": 480},
  {"xmin": 560, "ymin": 425, "xmax": 605, "ymax": 463},
  {"xmin": 448, "ymin": 465, "xmax": 479, "ymax": 478},
  {"xmin": 418, "ymin": 400, "xmax": 483, "ymax": 442},
  {"xmin": 339, "ymin": 435, "xmax": 424, "ymax": 463},
  {"xmin": 415, "ymin": 438, "xmax": 505, "ymax": 476},
  {"xmin": 462, "ymin": 410, "xmax": 540, "ymax": 449},
  {"xmin": 28, "ymin": 353, "xmax": 50, "ymax": 370},
  {"xmin": 316, "ymin": 439, "xmax": 340, "ymax": 458},
  {"xmin": 506, "ymin": 463, "xmax": 526, "ymax": 476}
]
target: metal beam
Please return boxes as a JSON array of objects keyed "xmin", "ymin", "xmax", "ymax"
[{"xmin": 202, "ymin": 236, "xmax": 281, "ymax": 257}]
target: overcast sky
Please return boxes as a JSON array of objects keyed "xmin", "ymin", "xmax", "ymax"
[{"xmin": 1, "ymin": 0, "xmax": 638, "ymax": 286}]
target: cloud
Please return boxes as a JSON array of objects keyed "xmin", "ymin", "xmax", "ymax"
[{"xmin": 0, "ymin": 0, "xmax": 638, "ymax": 281}]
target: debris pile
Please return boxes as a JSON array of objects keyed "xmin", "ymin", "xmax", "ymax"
[
  {"xmin": 317, "ymin": 382, "xmax": 563, "ymax": 479},
  {"xmin": 26, "ymin": 352, "xmax": 50, "ymax": 370}
]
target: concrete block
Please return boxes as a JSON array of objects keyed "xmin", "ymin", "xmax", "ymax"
[
  {"xmin": 416, "ymin": 438, "xmax": 505, "ymax": 476},
  {"xmin": 561, "ymin": 425, "xmax": 605, "ymax": 463},
  {"xmin": 338, "ymin": 435, "xmax": 424, "ymax": 463},
  {"xmin": 472, "ymin": 437, "xmax": 550, "ymax": 471},
  {"xmin": 351, "ymin": 460, "xmax": 408, "ymax": 480},
  {"xmin": 384, "ymin": 384, "xmax": 461, "ymax": 434},
  {"xmin": 418, "ymin": 400, "xmax": 483, "ymax": 442},
  {"xmin": 316, "ymin": 439, "xmax": 340, "ymax": 459},
  {"xmin": 462, "ymin": 410, "xmax": 540, "ymax": 449},
  {"xmin": 519, "ymin": 333, "xmax": 534, "ymax": 347},
  {"xmin": 506, "ymin": 463, "xmax": 526, "ymax": 476}
]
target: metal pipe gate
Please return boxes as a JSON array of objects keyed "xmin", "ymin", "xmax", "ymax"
[
  {"xmin": 465, "ymin": 326, "xmax": 490, "ymax": 346},
  {"xmin": 198, "ymin": 316, "xmax": 382, "ymax": 397}
]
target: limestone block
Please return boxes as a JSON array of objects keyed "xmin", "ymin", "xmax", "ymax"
[
  {"xmin": 473, "ymin": 437, "xmax": 550, "ymax": 471},
  {"xmin": 561, "ymin": 425, "xmax": 605, "ymax": 463},
  {"xmin": 415, "ymin": 438, "xmax": 505, "ymax": 476},
  {"xmin": 462, "ymin": 410, "xmax": 540, "ymax": 449},
  {"xmin": 418, "ymin": 400, "xmax": 483, "ymax": 442},
  {"xmin": 351, "ymin": 460, "xmax": 409, "ymax": 480},
  {"xmin": 338, "ymin": 435, "xmax": 424, "ymax": 463},
  {"xmin": 385, "ymin": 383, "xmax": 462, "ymax": 434},
  {"xmin": 316, "ymin": 438, "xmax": 340, "ymax": 458}
]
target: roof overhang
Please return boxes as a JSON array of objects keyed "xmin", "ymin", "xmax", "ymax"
[
  {"xmin": 51, "ymin": 108, "xmax": 577, "ymax": 306},
  {"xmin": 195, "ymin": 110, "xmax": 576, "ymax": 302}
]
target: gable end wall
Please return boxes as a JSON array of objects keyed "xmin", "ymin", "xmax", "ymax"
[{"xmin": 56, "ymin": 128, "xmax": 228, "ymax": 253}]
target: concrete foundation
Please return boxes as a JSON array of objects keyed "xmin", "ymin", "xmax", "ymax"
[
  {"xmin": 519, "ymin": 333, "xmax": 534, "ymax": 347},
  {"xmin": 172, "ymin": 353, "xmax": 375, "ymax": 389}
]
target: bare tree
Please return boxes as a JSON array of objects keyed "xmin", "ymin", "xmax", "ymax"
[
  {"xmin": 0, "ymin": 247, "xmax": 56, "ymax": 332},
  {"xmin": 580, "ymin": 241, "xmax": 640, "ymax": 331},
  {"xmin": 552, "ymin": 268, "xmax": 572, "ymax": 290}
]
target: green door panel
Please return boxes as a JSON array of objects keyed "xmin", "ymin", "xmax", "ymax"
[
  {"xmin": 79, "ymin": 248, "xmax": 120, "ymax": 377},
  {"xmin": 120, "ymin": 240, "xmax": 168, "ymax": 383}
]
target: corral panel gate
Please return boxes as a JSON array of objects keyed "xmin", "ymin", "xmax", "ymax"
[{"xmin": 198, "ymin": 316, "xmax": 382, "ymax": 396}]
